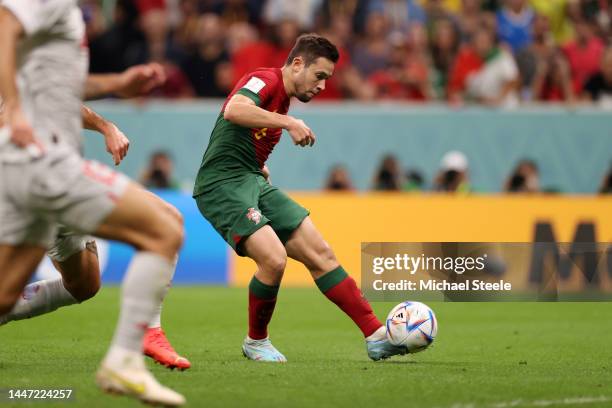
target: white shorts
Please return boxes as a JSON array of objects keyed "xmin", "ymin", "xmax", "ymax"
[
  {"xmin": 46, "ymin": 225, "xmax": 96, "ymax": 262},
  {"xmin": 0, "ymin": 145, "xmax": 129, "ymax": 248}
]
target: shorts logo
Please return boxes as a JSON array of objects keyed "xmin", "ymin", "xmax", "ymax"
[{"xmin": 246, "ymin": 207, "xmax": 262, "ymax": 225}]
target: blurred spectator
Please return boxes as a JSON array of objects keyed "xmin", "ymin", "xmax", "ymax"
[
  {"xmin": 403, "ymin": 169, "xmax": 425, "ymax": 191},
  {"xmin": 583, "ymin": 47, "xmax": 612, "ymax": 108},
  {"xmin": 368, "ymin": 26, "xmax": 432, "ymax": 100},
  {"xmin": 270, "ymin": 19, "xmax": 303, "ymax": 67},
  {"xmin": 138, "ymin": 3, "xmax": 194, "ymax": 98},
  {"xmin": 140, "ymin": 150, "xmax": 180, "ymax": 190},
  {"xmin": 324, "ymin": 165, "xmax": 355, "ymax": 191},
  {"xmin": 173, "ymin": 0, "xmax": 202, "ymax": 51},
  {"xmin": 447, "ymin": 34, "xmax": 484, "ymax": 101},
  {"xmin": 373, "ymin": 154, "xmax": 403, "ymax": 191},
  {"xmin": 319, "ymin": 16, "xmax": 375, "ymax": 100},
  {"xmin": 431, "ymin": 18, "xmax": 461, "ymax": 97},
  {"xmin": 466, "ymin": 28, "xmax": 520, "ymax": 107},
  {"xmin": 368, "ymin": 0, "xmax": 427, "ymax": 34},
  {"xmin": 434, "ymin": 150, "xmax": 471, "ymax": 192},
  {"xmin": 504, "ymin": 159, "xmax": 540, "ymax": 192},
  {"xmin": 418, "ymin": 0, "xmax": 462, "ymax": 13},
  {"xmin": 481, "ymin": 0, "xmax": 503, "ymax": 12},
  {"xmin": 352, "ymin": 12, "xmax": 391, "ymax": 77},
  {"xmin": 423, "ymin": 0, "xmax": 457, "ymax": 24},
  {"xmin": 496, "ymin": 0, "xmax": 535, "ymax": 53},
  {"xmin": 229, "ymin": 27, "xmax": 276, "ymax": 84},
  {"xmin": 226, "ymin": 21, "xmax": 259, "ymax": 56},
  {"xmin": 516, "ymin": 14, "xmax": 574, "ymax": 102},
  {"xmin": 457, "ymin": 0, "xmax": 496, "ymax": 42},
  {"xmin": 263, "ymin": 0, "xmax": 323, "ymax": 30},
  {"xmin": 210, "ymin": 0, "xmax": 263, "ymax": 27},
  {"xmin": 529, "ymin": 0, "xmax": 575, "ymax": 44},
  {"xmin": 181, "ymin": 14, "xmax": 231, "ymax": 97},
  {"xmin": 317, "ymin": 0, "xmax": 371, "ymax": 35},
  {"xmin": 530, "ymin": 51, "xmax": 573, "ymax": 103},
  {"xmin": 562, "ymin": 17, "xmax": 605, "ymax": 95},
  {"xmin": 599, "ymin": 165, "xmax": 612, "ymax": 194},
  {"xmin": 89, "ymin": 0, "xmax": 145, "ymax": 73},
  {"xmin": 229, "ymin": 19, "xmax": 301, "ymax": 85}
]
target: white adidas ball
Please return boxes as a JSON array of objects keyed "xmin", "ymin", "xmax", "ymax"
[{"xmin": 385, "ymin": 301, "xmax": 437, "ymax": 353}]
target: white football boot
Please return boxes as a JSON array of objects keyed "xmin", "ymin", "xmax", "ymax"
[{"xmin": 96, "ymin": 350, "xmax": 185, "ymax": 406}]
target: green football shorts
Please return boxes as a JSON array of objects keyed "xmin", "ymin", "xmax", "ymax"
[{"xmin": 194, "ymin": 174, "xmax": 309, "ymax": 256}]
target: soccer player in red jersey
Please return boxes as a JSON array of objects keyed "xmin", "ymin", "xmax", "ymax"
[{"xmin": 193, "ymin": 34, "xmax": 406, "ymax": 361}]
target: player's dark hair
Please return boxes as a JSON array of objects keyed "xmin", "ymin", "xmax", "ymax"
[{"xmin": 285, "ymin": 34, "xmax": 339, "ymax": 67}]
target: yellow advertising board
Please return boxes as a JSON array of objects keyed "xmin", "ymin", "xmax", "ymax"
[{"xmin": 230, "ymin": 194, "xmax": 612, "ymax": 287}]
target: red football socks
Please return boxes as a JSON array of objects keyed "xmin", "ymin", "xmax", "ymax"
[
  {"xmin": 315, "ymin": 266, "xmax": 382, "ymax": 337},
  {"xmin": 248, "ymin": 276, "xmax": 279, "ymax": 340}
]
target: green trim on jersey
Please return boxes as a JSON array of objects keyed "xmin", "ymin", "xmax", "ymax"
[{"xmin": 236, "ymin": 88, "xmax": 261, "ymax": 106}]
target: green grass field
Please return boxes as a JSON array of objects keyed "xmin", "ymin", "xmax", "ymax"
[{"xmin": 2, "ymin": 287, "xmax": 612, "ymax": 408}]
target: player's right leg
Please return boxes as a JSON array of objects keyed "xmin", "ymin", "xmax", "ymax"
[
  {"xmin": 284, "ymin": 217, "xmax": 406, "ymax": 361},
  {"xmin": 0, "ymin": 245, "xmax": 47, "ymax": 317},
  {"xmin": 0, "ymin": 230, "xmax": 99, "ymax": 325},
  {"xmin": 87, "ymin": 182, "xmax": 185, "ymax": 406},
  {"xmin": 240, "ymin": 226, "xmax": 288, "ymax": 362}
]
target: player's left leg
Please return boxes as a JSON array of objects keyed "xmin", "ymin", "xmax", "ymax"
[
  {"xmin": 284, "ymin": 217, "xmax": 407, "ymax": 360},
  {"xmin": 140, "ymin": 191, "xmax": 190, "ymax": 370},
  {"xmin": 195, "ymin": 175, "xmax": 287, "ymax": 362}
]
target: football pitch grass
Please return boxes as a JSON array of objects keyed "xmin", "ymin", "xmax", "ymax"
[{"xmin": 2, "ymin": 286, "xmax": 611, "ymax": 408}]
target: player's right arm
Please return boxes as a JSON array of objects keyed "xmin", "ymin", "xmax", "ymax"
[
  {"xmin": 0, "ymin": 6, "xmax": 39, "ymax": 149},
  {"xmin": 84, "ymin": 63, "xmax": 166, "ymax": 100},
  {"xmin": 82, "ymin": 105, "xmax": 130, "ymax": 165},
  {"xmin": 224, "ymin": 94, "xmax": 316, "ymax": 147}
]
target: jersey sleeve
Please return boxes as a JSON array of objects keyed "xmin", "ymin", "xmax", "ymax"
[
  {"xmin": 1, "ymin": 0, "xmax": 72, "ymax": 36},
  {"xmin": 235, "ymin": 70, "xmax": 280, "ymax": 107}
]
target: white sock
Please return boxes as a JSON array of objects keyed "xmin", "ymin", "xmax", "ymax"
[
  {"xmin": 147, "ymin": 255, "xmax": 177, "ymax": 329},
  {"xmin": 102, "ymin": 345, "xmax": 145, "ymax": 370},
  {"xmin": 365, "ymin": 325, "xmax": 386, "ymax": 342},
  {"xmin": 0, "ymin": 279, "xmax": 77, "ymax": 323},
  {"xmin": 106, "ymin": 252, "xmax": 174, "ymax": 362}
]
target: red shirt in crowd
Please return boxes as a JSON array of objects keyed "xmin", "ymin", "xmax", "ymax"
[
  {"xmin": 447, "ymin": 46, "xmax": 483, "ymax": 97},
  {"xmin": 562, "ymin": 37, "xmax": 604, "ymax": 94}
]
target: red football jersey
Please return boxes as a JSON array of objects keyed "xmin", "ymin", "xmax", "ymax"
[{"xmin": 225, "ymin": 67, "xmax": 290, "ymax": 167}]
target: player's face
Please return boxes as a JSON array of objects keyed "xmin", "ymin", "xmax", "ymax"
[{"xmin": 294, "ymin": 57, "xmax": 335, "ymax": 103}]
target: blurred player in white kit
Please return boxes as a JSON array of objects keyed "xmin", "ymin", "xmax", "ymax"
[
  {"xmin": 0, "ymin": 0, "xmax": 186, "ymax": 405},
  {"xmin": 0, "ymin": 70, "xmax": 192, "ymax": 372}
]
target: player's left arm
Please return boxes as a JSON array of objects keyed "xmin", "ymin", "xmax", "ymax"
[
  {"xmin": 84, "ymin": 63, "xmax": 166, "ymax": 100},
  {"xmin": 82, "ymin": 105, "xmax": 129, "ymax": 165}
]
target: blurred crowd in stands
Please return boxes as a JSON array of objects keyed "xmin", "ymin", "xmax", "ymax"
[
  {"xmin": 84, "ymin": 0, "xmax": 612, "ymax": 107},
  {"xmin": 139, "ymin": 149, "xmax": 612, "ymax": 193},
  {"xmin": 325, "ymin": 152, "xmax": 612, "ymax": 193}
]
